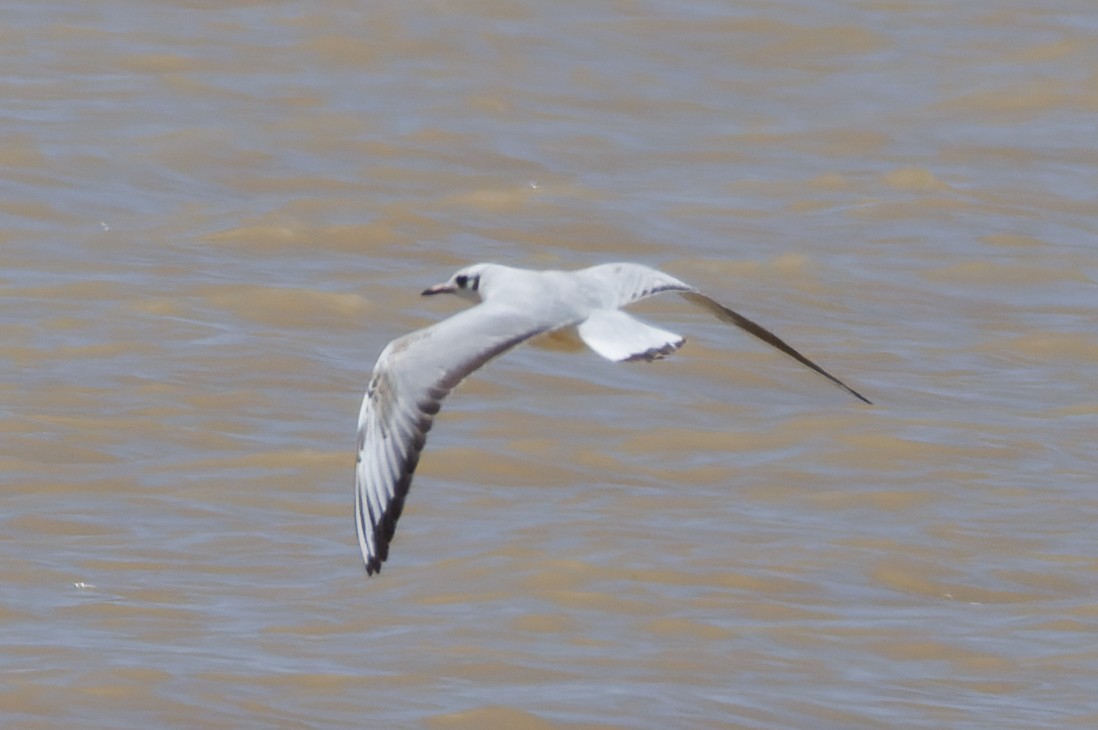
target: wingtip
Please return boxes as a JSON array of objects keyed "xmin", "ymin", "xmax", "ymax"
[{"xmin": 846, "ymin": 385, "xmax": 872, "ymax": 405}]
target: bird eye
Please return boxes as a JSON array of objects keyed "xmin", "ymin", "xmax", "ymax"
[{"xmin": 454, "ymin": 275, "xmax": 468, "ymax": 288}]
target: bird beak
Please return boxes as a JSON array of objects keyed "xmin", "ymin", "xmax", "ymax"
[{"xmin": 421, "ymin": 282, "xmax": 455, "ymax": 296}]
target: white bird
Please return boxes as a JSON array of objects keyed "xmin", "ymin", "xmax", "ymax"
[{"xmin": 355, "ymin": 262, "xmax": 870, "ymax": 575}]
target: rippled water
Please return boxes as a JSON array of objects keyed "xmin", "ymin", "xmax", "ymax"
[{"xmin": 3, "ymin": 1, "xmax": 1097, "ymax": 728}]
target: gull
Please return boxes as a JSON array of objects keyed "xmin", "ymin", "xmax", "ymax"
[{"xmin": 355, "ymin": 262, "xmax": 870, "ymax": 575}]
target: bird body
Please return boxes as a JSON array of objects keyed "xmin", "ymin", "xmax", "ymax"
[{"xmin": 355, "ymin": 262, "xmax": 869, "ymax": 575}]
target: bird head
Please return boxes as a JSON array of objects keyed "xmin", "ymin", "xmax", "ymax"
[{"xmin": 421, "ymin": 264, "xmax": 490, "ymax": 303}]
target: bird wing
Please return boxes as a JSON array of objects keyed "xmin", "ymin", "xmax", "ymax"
[
  {"xmin": 579, "ymin": 262, "xmax": 870, "ymax": 404},
  {"xmin": 355, "ymin": 301, "xmax": 562, "ymax": 575},
  {"xmin": 679, "ymin": 291, "xmax": 872, "ymax": 404},
  {"xmin": 578, "ymin": 262, "xmax": 694, "ymax": 308}
]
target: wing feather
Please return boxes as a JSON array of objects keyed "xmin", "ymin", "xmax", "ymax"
[
  {"xmin": 680, "ymin": 291, "xmax": 872, "ymax": 404},
  {"xmin": 579, "ymin": 262, "xmax": 694, "ymax": 308},
  {"xmin": 581, "ymin": 263, "xmax": 870, "ymax": 403},
  {"xmin": 355, "ymin": 302, "xmax": 561, "ymax": 575}
]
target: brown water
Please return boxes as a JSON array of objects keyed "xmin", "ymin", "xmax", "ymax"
[{"xmin": 3, "ymin": 1, "xmax": 1097, "ymax": 728}]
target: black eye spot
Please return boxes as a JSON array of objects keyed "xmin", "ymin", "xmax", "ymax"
[
  {"xmin": 470, "ymin": 275, "xmax": 480, "ymax": 291},
  {"xmin": 454, "ymin": 275, "xmax": 468, "ymax": 288}
]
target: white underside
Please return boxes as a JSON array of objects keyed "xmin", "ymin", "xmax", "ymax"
[{"xmin": 576, "ymin": 309, "xmax": 685, "ymax": 362}]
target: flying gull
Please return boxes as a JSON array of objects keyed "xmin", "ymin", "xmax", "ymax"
[{"xmin": 355, "ymin": 262, "xmax": 870, "ymax": 575}]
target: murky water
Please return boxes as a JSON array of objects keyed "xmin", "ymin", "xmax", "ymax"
[{"xmin": 3, "ymin": 1, "xmax": 1097, "ymax": 728}]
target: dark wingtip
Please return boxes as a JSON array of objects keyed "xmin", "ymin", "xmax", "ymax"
[
  {"xmin": 811, "ymin": 367, "xmax": 872, "ymax": 405},
  {"xmin": 849, "ymin": 388, "xmax": 873, "ymax": 406}
]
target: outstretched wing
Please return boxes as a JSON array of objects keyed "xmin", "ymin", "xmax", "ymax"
[
  {"xmin": 680, "ymin": 291, "xmax": 871, "ymax": 404},
  {"xmin": 356, "ymin": 303, "xmax": 559, "ymax": 575},
  {"xmin": 579, "ymin": 262, "xmax": 871, "ymax": 404}
]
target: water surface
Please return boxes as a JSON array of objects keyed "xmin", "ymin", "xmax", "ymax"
[{"xmin": 2, "ymin": 1, "xmax": 1097, "ymax": 728}]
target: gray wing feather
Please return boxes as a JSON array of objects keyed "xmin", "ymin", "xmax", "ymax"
[
  {"xmin": 579, "ymin": 263, "xmax": 694, "ymax": 308},
  {"xmin": 355, "ymin": 303, "xmax": 559, "ymax": 575}
]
